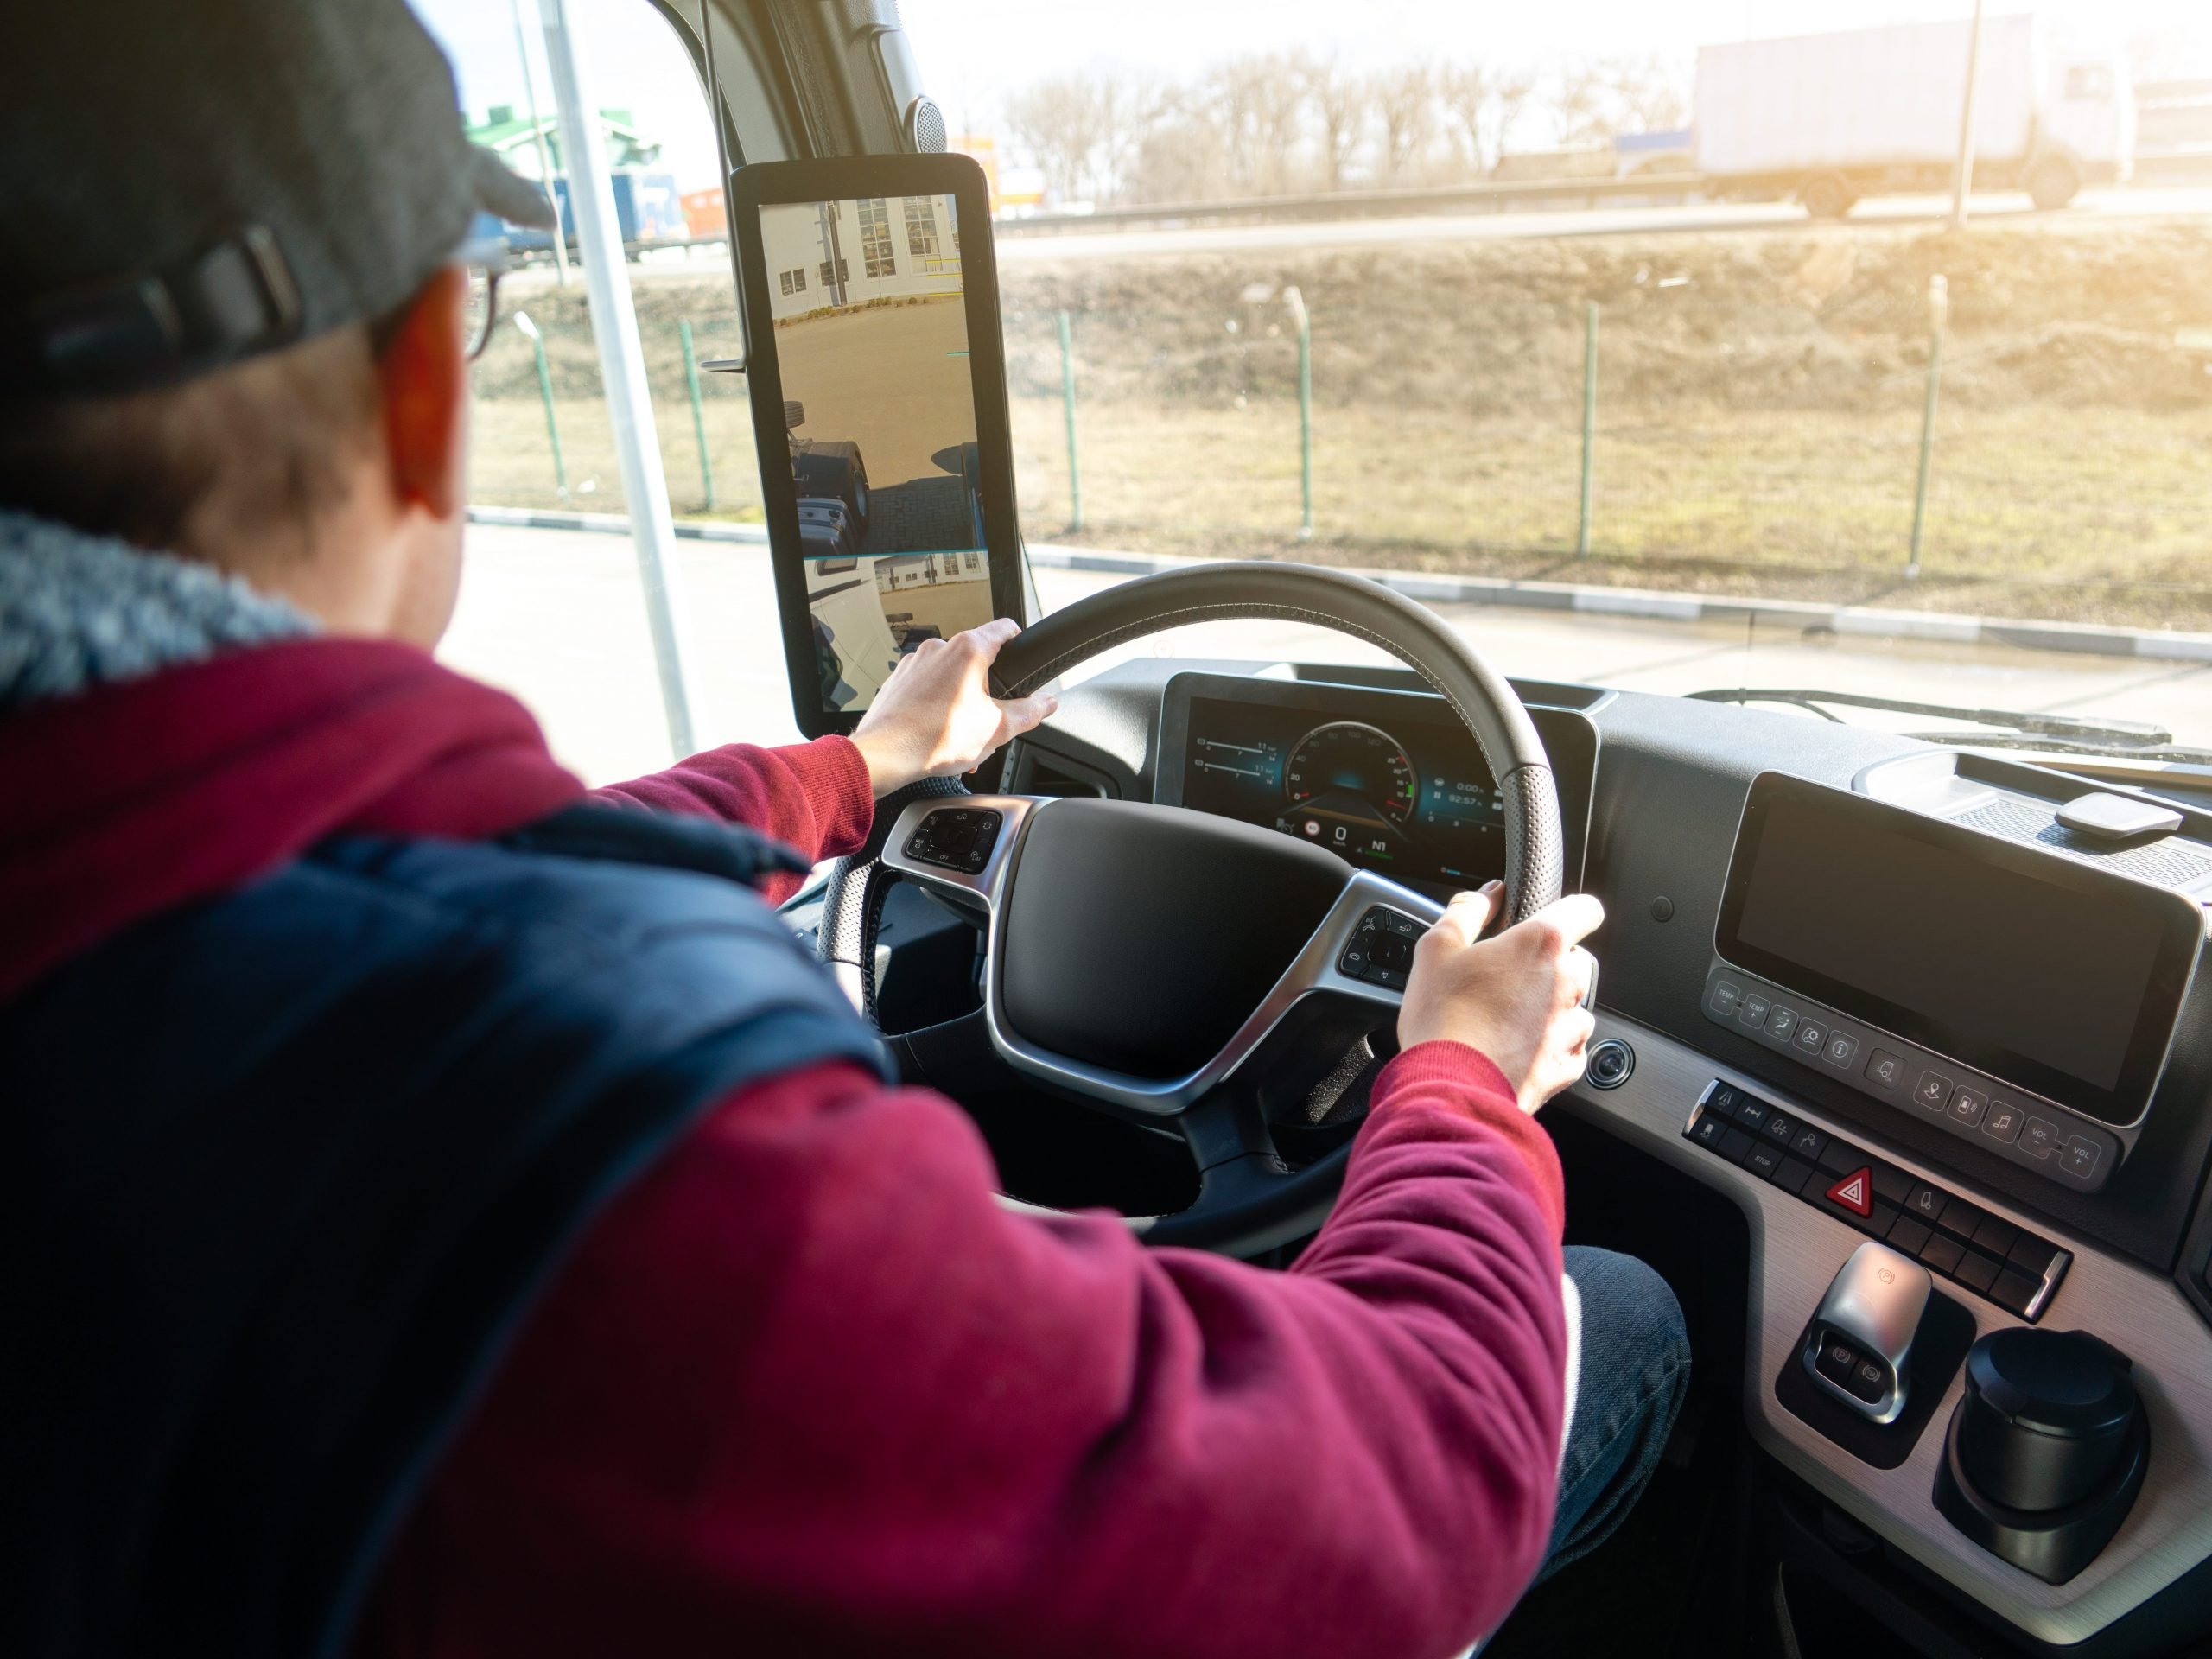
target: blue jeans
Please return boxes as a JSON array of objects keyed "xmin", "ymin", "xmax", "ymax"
[{"xmin": 1537, "ymin": 1245, "xmax": 1692, "ymax": 1582}]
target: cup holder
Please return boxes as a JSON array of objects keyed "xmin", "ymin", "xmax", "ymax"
[{"xmin": 1933, "ymin": 1327, "xmax": 2148, "ymax": 1585}]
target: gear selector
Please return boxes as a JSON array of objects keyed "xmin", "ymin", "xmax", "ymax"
[{"xmin": 1804, "ymin": 1243, "xmax": 1934, "ymax": 1426}]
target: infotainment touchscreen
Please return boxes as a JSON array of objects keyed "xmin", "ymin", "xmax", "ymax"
[{"xmin": 1716, "ymin": 774, "xmax": 2201, "ymax": 1127}]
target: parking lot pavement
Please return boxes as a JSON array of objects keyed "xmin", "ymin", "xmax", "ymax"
[{"xmin": 442, "ymin": 522, "xmax": 2212, "ymax": 787}]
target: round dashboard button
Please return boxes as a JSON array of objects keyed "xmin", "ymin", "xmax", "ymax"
[{"xmin": 1586, "ymin": 1039, "xmax": 1635, "ymax": 1090}]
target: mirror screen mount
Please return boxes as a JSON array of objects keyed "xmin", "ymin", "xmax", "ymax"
[{"xmin": 728, "ymin": 155, "xmax": 1030, "ymax": 738}]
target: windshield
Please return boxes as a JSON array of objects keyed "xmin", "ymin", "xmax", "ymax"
[{"xmin": 422, "ymin": 0, "xmax": 2212, "ymax": 779}]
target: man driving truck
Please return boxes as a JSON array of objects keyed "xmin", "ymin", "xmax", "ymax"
[{"xmin": 0, "ymin": 3, "xmax": 1688, "ymax": 1656}]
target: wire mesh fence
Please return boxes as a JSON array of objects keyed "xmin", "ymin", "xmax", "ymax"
[{"xmin": 467, "ymin": 278, "xmax": 2212, "ymax": 629}]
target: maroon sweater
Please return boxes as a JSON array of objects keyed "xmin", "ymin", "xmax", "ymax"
[{"xmin": 0, "ymin": 639, "xmax": 1568, "ymax": 1659}]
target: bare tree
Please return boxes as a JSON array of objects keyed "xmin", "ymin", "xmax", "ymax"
[
  {"xmin": 1602, "ymin": 54, "xmax": 1691, "ymax": 133},
  {"xmin": 1205, "ymin": 54, "xmax": 1307, "ymax": 194},
  {"xmin": 1437, "ymin": 60, "xmax": 1491, "ymax": 175},
  {"xmin": 1003, "ymin": 68, "xmax": 1165, "ymax": 204},
  {"xmin": 1550, "ymin": 59, "xmax": 1612, "ymax": 145},
  {"xmin": 1491, "ymin": 67, "xmax": 1538, "ymax": 162},
  {"xmin": 1370, "ymin": 63, "xmax": 1435, "ymax": 183},
  {"xmin": 1299, "ymin": 53, "xmax": 1370, "ymax": 190}
]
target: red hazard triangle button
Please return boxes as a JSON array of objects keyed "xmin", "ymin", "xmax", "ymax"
[{"xmin": 1826, "ymin": 1167, "xmax": 1874, "ymax": 1217}]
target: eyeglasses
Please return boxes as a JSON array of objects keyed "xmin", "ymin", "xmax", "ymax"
[{"xmin": 461, "ymin": 258, "xmax": 503, "ymax": 361}]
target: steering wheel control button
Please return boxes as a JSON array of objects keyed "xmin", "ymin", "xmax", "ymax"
[
  {"xmin": 1586, "ymin": 1038, "xmax": 1634, "ymax": 1090},
  {"xmin": 1865, "ymin": 1049, "xmax": 1907, "ymax": 1091},
  {"xmin": 904, "ymin": 808, "xmax": 1002, "ymax": 876},
  {"xmin": 1338, "ymin": 906, "xmax": 1428, "ymax": 991},
  {"xmin": 1681, "ymin": 1078, "xmax": 2070, "ymax": 1319}
]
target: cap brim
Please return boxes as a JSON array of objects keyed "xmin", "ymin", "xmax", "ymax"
[{"xmin": 467, "ymin": 144, "xmax": 557, "ymax": 229}]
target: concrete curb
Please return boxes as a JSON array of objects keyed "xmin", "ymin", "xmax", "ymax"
[
  {"xmin": 1024, "ymin": 544, "xmax": 2212, "ymax": 666},
  {"xmin": 465, "ymin": 508, "xmax": 2212, "ymax": 667},
  {"xmin": 467, "ymin": 505, "xmax": 767, "ymax": 544}
]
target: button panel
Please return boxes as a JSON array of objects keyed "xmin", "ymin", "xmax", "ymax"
[
  {"xmin": 1700, "ymin": 961, "xmax": 2120, "ymax": 1192},
  {"xmin": 1338, "ymin": 906, "xmax": 1428, "ymax": 992},
  {"xmin": 903, "ymin": 807, "xmax": 1004, "ymax": 876},
  {"xmin": 1684, "ymin": 1079, "xmax": 2072, "ymax": 1322}
]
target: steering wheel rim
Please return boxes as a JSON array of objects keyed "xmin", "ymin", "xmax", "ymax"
[{"xmin": 817, "ymin": 561, "xmax": 1565, "ymax": 1255}]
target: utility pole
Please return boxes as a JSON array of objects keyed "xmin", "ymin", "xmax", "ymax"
[
  {"xmin": 539, "ymin": 0, "xmax": 697, "ymax": 758},
  {"xmin": 1949, "ymin": 0, "xmax": 1987, "ymax": 230},
  {"xmin": 509, "ymin": 0, "xmax": 568, "ymax": 286}
]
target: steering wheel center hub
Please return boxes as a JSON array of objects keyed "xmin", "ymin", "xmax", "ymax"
[{"xmin": 997, "ymin": 799, "xmax": 1350, "ymax": 1080}]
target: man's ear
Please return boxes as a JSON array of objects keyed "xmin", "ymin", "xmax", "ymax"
[{"xmin": 374, "ymin": 264, "xmax": 468, "ymax": 521}]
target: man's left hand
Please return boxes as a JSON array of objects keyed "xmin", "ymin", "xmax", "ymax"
[{"xmin": 849, "ymin": 618, "xmax": 1057, "ymax": 798}]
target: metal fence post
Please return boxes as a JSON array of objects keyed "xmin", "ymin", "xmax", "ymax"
[
  {"xmin": 514, "ymin": 309, "xmax": 567, "ymax": 502},
  {"xmin": 1577, "ymin": 301, "xmax": 1599, "ymax": 556},
  {"xmin": 1056, "ymin": 309, "xmax": 1084, "ymax": 533},
  {"xmin": 1908, "ymin": 274, "xmax": 1949, "ymax": 581},
  {"xmin": 679, "ymin": 318, "xmax": 716, "ymax": 512},
  {"xmin": 1286, "ymin": 285, "xmax": 1313, "ymax": 541}
]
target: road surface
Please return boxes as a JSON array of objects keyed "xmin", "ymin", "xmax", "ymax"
[
  {"xmin": 442, "ymin": 520, "xmax": 2212, "ymax": 789},
  {"xmin": 504, "ymin": 187, "xmax": 2212, "ymax": 288}
]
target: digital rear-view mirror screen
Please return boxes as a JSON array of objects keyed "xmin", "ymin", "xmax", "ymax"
[{"xmin": 760, "ymin": 194, "xmax": 997, "ymax": 713}]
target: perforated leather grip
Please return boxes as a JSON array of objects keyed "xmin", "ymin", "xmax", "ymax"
[{"xmin": 992, "ymin": 563, "xmax": 1563, "ymax": 922}]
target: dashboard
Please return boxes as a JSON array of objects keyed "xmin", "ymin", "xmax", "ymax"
[
  {"xmin": 1155, "ymin": 671, "xmax": 1599, "ymax": 897},
  {"xmin": 982, "ymin": 654, "xmax": 2212, "ymax": 1652}
]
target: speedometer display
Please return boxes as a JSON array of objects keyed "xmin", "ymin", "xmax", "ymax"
[{"xmin": 1285, "ymin": 721, "xmax": 1419, "ymax": 829}]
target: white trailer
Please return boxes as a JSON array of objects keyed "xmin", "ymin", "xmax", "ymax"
[{"xmin": 1694, "ymin": 16, "xmax": 2133, "ymax": 218}]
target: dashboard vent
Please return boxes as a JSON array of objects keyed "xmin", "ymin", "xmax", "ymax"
[
  {"xmin": 1956, "ymin": 797, "xmax": 2212, "ymax": 890},
  {"xmin": 1008, "ymin": 742, "xmax": 1114, "ymax": 800}
]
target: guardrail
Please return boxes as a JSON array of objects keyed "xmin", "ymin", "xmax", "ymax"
[{"xmin": 995, "ymin": 173, "xmax": 1713, "ymax": 235}]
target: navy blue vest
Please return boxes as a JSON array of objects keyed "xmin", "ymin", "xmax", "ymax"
[{"xmin": 2, "ymin": 805, "xmax": 889, "ymax": 1657}]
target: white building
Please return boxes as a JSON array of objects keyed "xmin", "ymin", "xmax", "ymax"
[{"xmin": 759, "ymin": 194, "xmax": 963, "ymax": 321}]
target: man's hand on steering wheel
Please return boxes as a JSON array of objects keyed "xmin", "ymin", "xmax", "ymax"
[
  {"xmin": 1398, "ymin": 884, "xmax": 1605, "ymax": 1115},
  {"xmin": 850, "ymin": 618, "xmax": 1058, "ymax": 798}
]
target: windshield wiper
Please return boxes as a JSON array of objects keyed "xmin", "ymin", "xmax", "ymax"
[{"xmin": 1686, "ymin": 688, "xmax": 2212, "ymax": 765}]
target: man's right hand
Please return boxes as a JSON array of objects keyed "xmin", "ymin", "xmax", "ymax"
[{"xmin": 1396, "ymin": 883, "xmax": 1605, "ymax": 1114}]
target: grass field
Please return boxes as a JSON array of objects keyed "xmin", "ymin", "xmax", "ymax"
[{"xmin": 466, "ymin": 214, "xmax": 2212, "ymax": 632}]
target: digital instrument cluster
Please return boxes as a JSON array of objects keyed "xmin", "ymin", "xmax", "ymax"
[{"xmin": 1161, "ymin": 676, "xmax": 1596, "ymax": 894}]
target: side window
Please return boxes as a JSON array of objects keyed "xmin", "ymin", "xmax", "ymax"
[
  {"xmin": 858, "ymin": 196, "xmax": 897, "ymax": 278},
  {"xmin": 2064, "ymin": 63, "xmax": 2112, "ymax": 101}
]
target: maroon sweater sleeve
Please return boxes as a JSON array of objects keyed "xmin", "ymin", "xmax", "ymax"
[
  {"xmin": 590, "ymin": 735, "xmax": 874, "ymax": 905},
  {"xmin": 361, "ymin": 1042, "xmax": 1568, "ymax": 1659}
]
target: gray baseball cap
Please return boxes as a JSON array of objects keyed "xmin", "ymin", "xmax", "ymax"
[{"xmin": 0, "ymin": 0, "xmax": 556, "ymax": 400}]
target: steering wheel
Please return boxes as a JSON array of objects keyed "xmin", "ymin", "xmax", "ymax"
[{"xmin": 817, "ymin": 563, "xmax": 1563, "ymax": 1257}]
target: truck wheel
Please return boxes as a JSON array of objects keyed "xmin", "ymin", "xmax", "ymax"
[
  {"xmin": 2027, "ymin": 156, "xmax": 2080, "ymax": 212},
  {"xmin": 1799, "ymin": 174, "xmax": 1853, "ymax": 219}
]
